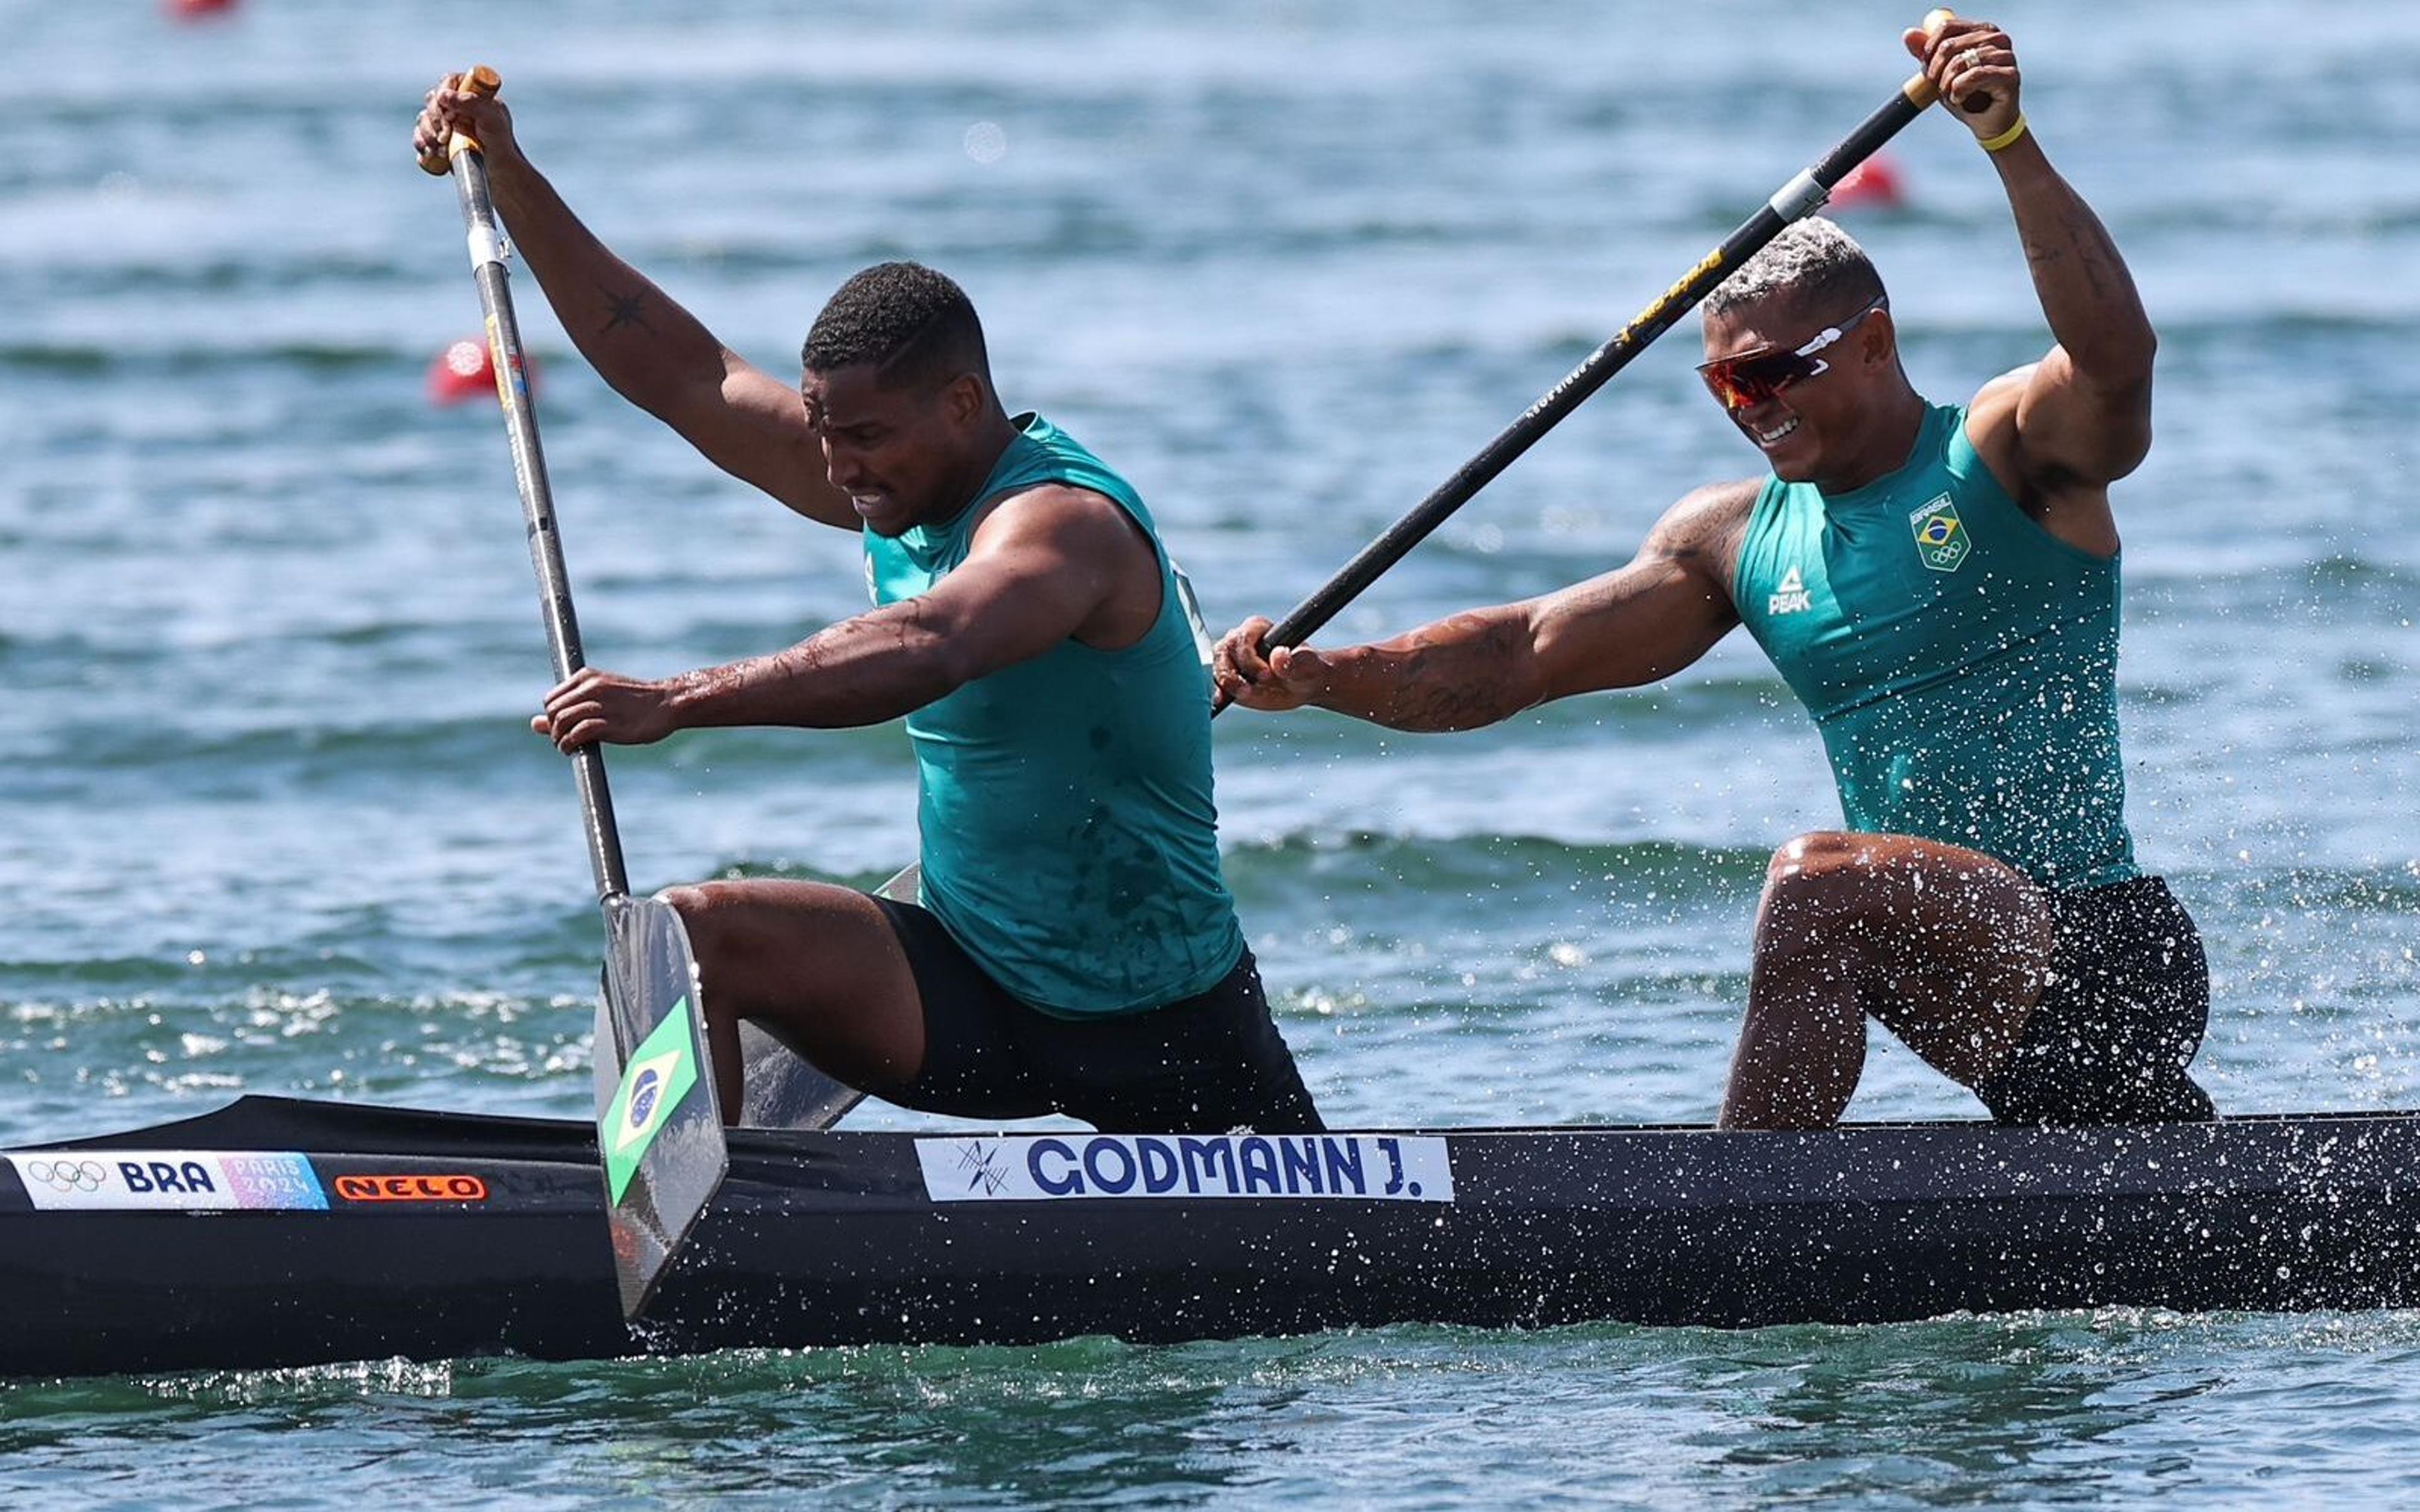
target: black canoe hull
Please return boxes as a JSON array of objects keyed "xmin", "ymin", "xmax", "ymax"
[{"xmin": 5, "ymin": 1096, "xmax": 2417, "ymax": 1378}]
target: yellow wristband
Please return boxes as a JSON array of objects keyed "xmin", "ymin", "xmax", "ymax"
[{"xmin": 1978, "ymin": 113, "xmax": 2029, "ymax": 154}]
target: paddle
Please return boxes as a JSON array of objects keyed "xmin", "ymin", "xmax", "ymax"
[
  {"xmin": 862, "ymin": 23, "xmax": 1980, "ymax": 962},
  {"xmin": 425, "ymin": 67, "xmax": 730, "ymax": 1319},
  {"xmin": 1217, "ymin": 16, "xmax": 1969, "ymax": 697}
]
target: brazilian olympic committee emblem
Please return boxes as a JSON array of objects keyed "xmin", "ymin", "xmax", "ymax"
[{"xmin": 1908, "ymin": 493, "xmax": 1970, "ymax": 573}]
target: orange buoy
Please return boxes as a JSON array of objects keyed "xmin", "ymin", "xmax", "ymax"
[{"xmin": 1829, "ymin": 154, "xmax": 1906, "ymax": 213}]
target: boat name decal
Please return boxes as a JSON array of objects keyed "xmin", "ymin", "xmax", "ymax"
[
  {"xmin": 915, "ymin": 1134, "xmax": 1455, "ymax": 1204},
  {"xmin": 1, "ymin": 1150, "xmax": 328, "ymax": 1212},
  {"xmin": 332, "ymin": 1173, "xmax": 491, "ymax": 1203}
]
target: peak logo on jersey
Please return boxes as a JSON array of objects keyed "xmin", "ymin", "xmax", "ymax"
[
  {"xmin": 1768, "ymin": 564, "xmax": 1813, "ymax": 616},
  {"xmin": 1910, "ymin": 495, "xmax": 1970, "ymax": 573}
]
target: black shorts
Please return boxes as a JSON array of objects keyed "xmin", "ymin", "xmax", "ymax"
[
  {"xmin": 872, "ymin": 898, "xmax": 1325, "ymax": 1135},
  {"xmin": 1976, "ymin": 875, "xmax": 2218, "ymax": 1126}
]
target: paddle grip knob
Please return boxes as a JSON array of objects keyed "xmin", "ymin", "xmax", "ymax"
[
  {"xmin": 1920, "ymin": 9, "xmax": 1996, "ymax": 115},
  {"xmin": 418, "ymin": 65, "xmax": 503, "ymax": 176}
]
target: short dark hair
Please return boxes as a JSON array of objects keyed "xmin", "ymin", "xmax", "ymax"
[{"xmin": 801, "ymin": 261, "xmax": 991, "ymax": 392}]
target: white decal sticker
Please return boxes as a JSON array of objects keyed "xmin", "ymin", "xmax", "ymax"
[
  {"xmin": 465, "ymin": 221, "xmax": 507, "ymax": 271},
  {"xmin": 4, "ymin": 1150, "xmax": 327, "ymax": 1211},
  {"xmin": 916, "ymin": 1133, "xmax": 1454, "ymax": 1203}
]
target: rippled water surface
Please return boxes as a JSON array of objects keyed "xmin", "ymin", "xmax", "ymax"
[{"xmin": 6, "ymin": 0, "xmax": 2419, "ymax": 1504}]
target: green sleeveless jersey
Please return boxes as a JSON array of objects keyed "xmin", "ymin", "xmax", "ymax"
[
  {"xmin": 1729, "ymin": 401, "xmax": 2138, "ymax": 888},
  {"xmin": 863, "ymin": 413, "xmax": 1243, "ymax": 1017}
]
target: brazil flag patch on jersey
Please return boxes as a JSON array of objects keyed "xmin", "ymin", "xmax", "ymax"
[{"xmin": 1909, "ymin": 493, "xmax": 1970, "ymax": 573}]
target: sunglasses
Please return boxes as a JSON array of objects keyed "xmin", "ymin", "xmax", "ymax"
[{"xmin": 1697, "ymin": 299, "xmax": 1887, "ymax": 411}]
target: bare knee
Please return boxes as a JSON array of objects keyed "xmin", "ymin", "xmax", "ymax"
[
  {"xmin": 1763, "ymin": 832, "xmax": 1872, "ymax": 891},
  {"xmin": 657, "ymin": 879, "xmax": 902, "ymax": 1009},
  {"xmin": 1759, "ymin": 832, "xmax": 2045, "ymax": 939},
  {"xmin": 658, "ymin": 881, "xmax": 739, "ymax": 949},
  {"xmin": 655, "ymin": 880, "xmax": 825, "ymax": 976},
  {"xmin": 1756, "ymin": 832, "xmax": 1877, "ymax": 938}
]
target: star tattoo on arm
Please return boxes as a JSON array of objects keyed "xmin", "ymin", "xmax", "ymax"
[{"xmin": 599, "ymin": 287, "xmax": 652, "ymax": 334}]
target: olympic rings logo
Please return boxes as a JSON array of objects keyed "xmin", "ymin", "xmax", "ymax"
[{"xmin": 20, "ymin": 1159, "xmax": 107, "ymax": 1193}]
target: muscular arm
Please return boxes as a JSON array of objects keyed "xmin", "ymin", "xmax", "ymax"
[
  {"xmin": 1987, "ymin": 135, "xmax": 2157, "ymax": 488},
  {"xmin": 1298, "ymin": 604, "xmax": 1547, "ymax": 731},
  {"xmin": 1909, "ymin": 21, "xmax": 2155, "ymax": 515},
  {"xmin": 482, "ymin": 159, "xmax": 854, "ymax": 528},
  {"xmin": 656, "ymin": 485, "xmax": 1134, "ymax": 729},
  {"xmin": 1221, "ymin": 482, "xmax": 1751, "ymax": 731},
  {"xmin": 419, "ymin": 80, "xmax": 854, "ymax": 529}
]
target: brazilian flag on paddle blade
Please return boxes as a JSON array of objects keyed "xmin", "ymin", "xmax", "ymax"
[{"xmin": 596, "ymin": 894, "xmax": 728, "ymax": 1320}]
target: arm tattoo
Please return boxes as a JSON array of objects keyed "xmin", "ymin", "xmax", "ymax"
[
  {"xmin": 2025, "ymin": 210, "xmax": 2124, "ymax": 303},
  {"xmin": 599, "ymin": 287, "xmax": 652, "ymax": 335},
  {"xmin": 1387, "ymin": 615, "xmax": 1531, "ymax": 730},
  {"xmin": 2065, "ymin": 209, "xmax": 2123, "ymax": 301}
]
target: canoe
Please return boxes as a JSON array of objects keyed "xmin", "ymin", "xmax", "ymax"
[{"xmin": 4, "ymin": 1094, "xmax": 2416, "ymax": 1379}]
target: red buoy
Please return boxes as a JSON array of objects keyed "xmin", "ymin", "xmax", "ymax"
[
  {"xmin": 1829, "ymin": 155, "xmax": 1906, "ymax": 213},
  {"xmin": 166, "ymin": 0, "xmax": 239, "ymax": 20},
  {"xmin": 427, "ymin": 338, "xmax": 496, "ymax": 406}
]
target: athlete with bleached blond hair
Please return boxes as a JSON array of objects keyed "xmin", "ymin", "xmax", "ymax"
[{"xmin": 1217, "ymin": 16, "xmax": 2215, "ymax": 1130}]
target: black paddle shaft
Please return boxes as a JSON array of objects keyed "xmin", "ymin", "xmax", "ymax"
[
  {"xmin": 1246, "ymin": 71, "xmax": 1944, "ymax": 668},
  {"xmin": 447, "ymin": 144, "xmax": 633, "ymax": 905}
]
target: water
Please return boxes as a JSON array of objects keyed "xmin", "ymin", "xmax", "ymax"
[{"xmin": 6, "ymin": 0, "xmax": 2419, "ymax": 1503}]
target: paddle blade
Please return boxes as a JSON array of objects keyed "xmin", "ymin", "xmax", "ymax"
[
  {"xmin": 596, "ymin": 893, "xmax": 728, "ymax": 1320},
  {"xmin": 735, "ymin": 1022, "xmax": 866, "ymax": 1130}
]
